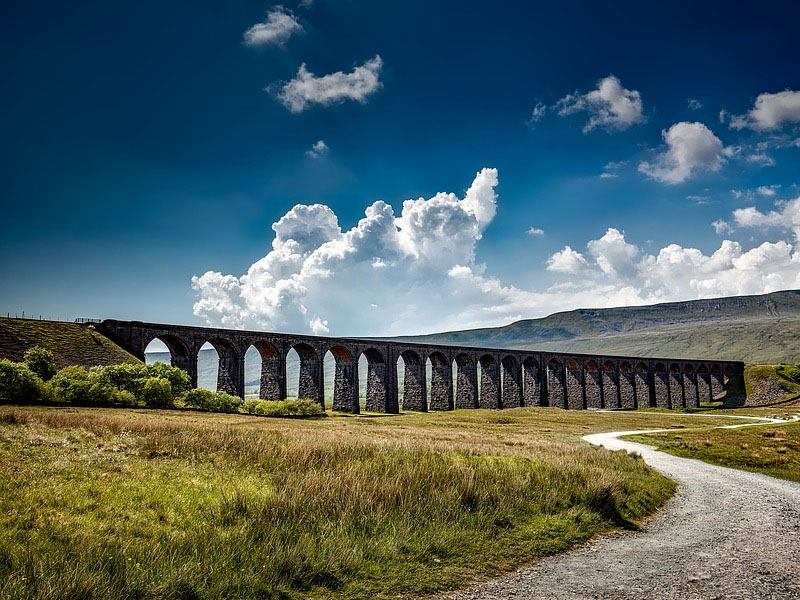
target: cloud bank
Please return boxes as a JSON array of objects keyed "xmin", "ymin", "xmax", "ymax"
[{"xmin": 192, "ymin": 170, "xmax": 800, "ymax": 336}]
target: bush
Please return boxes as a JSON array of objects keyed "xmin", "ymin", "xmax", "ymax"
[
  {"xmin": 183, "ymin": 388, "xmax": 243, "ymax": 413},
  {"xmin": 50, "ymin": 366, "xmax": 135, "ymax": 407},
  {"xmin": 246, "ymin": 398, "xmax": 324, "ymax": 417},
  {"xmin": 23, "ymin": 346, "xmax": 57, "ymax": 381},
  {"xmin": 90, "ymin": 362, "xmax": 190, "ymax": 401},
  {"xmin": 141, "ymin": 377, "xmax": 173, "ymax": 408},
  {"xmin": 0, "ymin": 359, "xmax": 50, "ymax": 405},
  {"xmin": 144, "ymin": 362, "xmax": 191, "ymax": 397}
]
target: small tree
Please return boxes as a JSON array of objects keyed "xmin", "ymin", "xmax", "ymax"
[{"xmin": 23, "ymin": 346, "xmax": 57, "ymax": 381}]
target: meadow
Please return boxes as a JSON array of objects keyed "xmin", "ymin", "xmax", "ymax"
[{"xmin": 0, "ymin": 406, "xmax": 741, "ymax": 600}]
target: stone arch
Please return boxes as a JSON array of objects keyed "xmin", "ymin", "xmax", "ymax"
[
  {"xmin": 428, "ymin": 351, "xmax": 453, "ymax": 411},
  {"xmin": 197, "ymin": 337, "xmax": 241, "ymax": 397},
  {"xmin": 478, "ymin": 354, "xmax": 500, "ymax": 408},
  {"xmin": 399, "ymin": 349, "xmax": 425, "ymax": 411},
  {"xmin": 248, "ymin": 340, "xmax": 282, "ymax": 401},
  {"xmin": 683, "ymin": 364, "xmax": 699, "ymax": 408},
  {"xmin": 522, "ymin": 357, "xmax": 541, "ymax": 407},
  {"xmin": 361, "ymin": 348, "xmax": 390, "ymax": 413},
  {"xmin": 565, "ymin": 358, "xmax": 583, "ymax": 410},
  {"xmin": 668, "ymin": 363, "xmax": 684, "ymax": 409},
  {"xmin": 144, "ymin": 334, "xmax": 194, "ymax": 383},
  {"xmin": 696, "ymin": 363, "xmax": 712, "ymax": 403},
  {"xmin": 635, "ymin": 362, "xmax": 650, "ymax": 408},
  {"xmin": 501, "ymin": 355, "xmax": 522, "ymax": 408},
  {"xmin": 291, "ymin": 342, "xmax": 323, "ymax": 407},
  {"xmin": 653, "ymin": 362, "xmax": 669, "ymax": 408},
  {"xmin": 547, "ymin": 358, "xmax": 566, "ymax": 409},
  {"xmin": 454, "ymin": 353, "xmax": 478, "ymax": 409},
  {"xmin": 584, "ymin": 359, "xmax": 602, "ymax": 409},
  {"xmin": 328, "ymin": 345, "xmax": 358, "ymax": 413}
]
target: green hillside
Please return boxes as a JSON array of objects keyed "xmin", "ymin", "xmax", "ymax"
[
  {"xmin": 394, "ymin": 290, "xmax": 800, "ymax": 364},
  {"xmin": 0, "ymin": 318, "xmax": 140, "ymax": 368}
]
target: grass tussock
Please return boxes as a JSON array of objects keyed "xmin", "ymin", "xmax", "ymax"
[{"xmin": 0, "ymin": 406, "xmax": 683, "ymax": 600}]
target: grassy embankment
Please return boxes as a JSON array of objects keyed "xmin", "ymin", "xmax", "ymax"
[
  {"xmin": 0, "ymin": 319, "xmax": 139, "ymax": 369},
  {"xmin": 0, "ymin": 406, "xmax": 742, "ymax": 600}
]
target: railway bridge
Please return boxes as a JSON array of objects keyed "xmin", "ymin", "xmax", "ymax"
[{"xmin": 96, "ymin": 319, "xmax": 744, "ymax": 413}]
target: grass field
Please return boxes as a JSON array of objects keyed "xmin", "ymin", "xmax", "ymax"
[
  {"xmin": 625, "ymin": 418, "xmax": 800, "ymax": 483},
  {"xmin": 0, "ymin": 406, "xmax": 747, "ymax": 600}
]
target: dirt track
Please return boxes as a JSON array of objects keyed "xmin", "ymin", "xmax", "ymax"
[{"xmin": 443, "ymin": 419, "xmax": 800, "ymax": 600}]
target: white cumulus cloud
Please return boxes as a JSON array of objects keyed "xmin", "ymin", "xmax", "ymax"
[
  {"xmin": 733, "ymin": 196, "xmax": 800, "ymax": 242},
  {"xmin": 729, "ymin": 89, "xmax": 800, "ymax": 131},
  {"xmin": 555, "ymin": 75, "xmax": 645, "ymax": 133},
  {"xmin": 712, "ymin": 219, "xmax": 734, "ymax": 235},
  {"xmin": 191, "ymin": 170, "xmax": 800, "ymax": 336},
  {"xmin": 243, "ymin": 7, "xmax": 302, "ymax": 47},
  {"xmin": 275, "ymin": 55, "xmax": 383, "ymax": 113},
  {"xmin": 638, "ymin": 122, "xmax": 726, "ymax": 184}
]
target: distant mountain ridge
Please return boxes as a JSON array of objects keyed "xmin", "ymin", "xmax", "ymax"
[{"xmin": 390, "ymin": 290, "xmax": 800, "ymax": 364}]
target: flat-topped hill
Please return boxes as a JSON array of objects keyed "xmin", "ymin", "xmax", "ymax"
[
  {"xmin": 0, "ymin": 318, "xmax": 139, "ymax": 368},
  {"xmin": 392, "ymin": 290, "xmax": 800, "ymax": 364}
]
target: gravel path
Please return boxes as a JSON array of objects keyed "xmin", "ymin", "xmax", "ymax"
[{"xmin": 443, "ymin": 416, "xmax": 800, "ymax": 600}]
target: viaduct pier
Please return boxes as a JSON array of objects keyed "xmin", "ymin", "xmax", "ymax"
[{"xmin": 96, "ymin": 319, "xmax": 744, "ymax": 414}]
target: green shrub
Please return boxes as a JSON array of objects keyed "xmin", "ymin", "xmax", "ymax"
[
  {"xmin": 247, "ymin": 398, "xmax": 324, "ymax": 417},
  {"xmin": 144, "ymin": 362, "xmax": 191, "ymax": 397},
  {"xmin": 50, "ymin": 366, "xmax": 135, "ymax": 407},
  {"xmin": 242, "ymin": 399, "xmax": 258, "ymax": 413},
  {"xmin": 90, "ymin": 362, "xmax": 190, "ymax": 401},
  {"xmin": 0, "ymin": 359, "xmax": 50, "ymax": 405},
  {"xmin": 183, "ymin": 388, "xmax": 243, "ymax": 413},
  {"xmin": 23, "ymin": 346, "xmax": 57, "ymax": 381},
  {"xmin": 142, "ymin": 377, "xmax": 173, "ymax": 408},
  {"xmin": 50, "ymin": 366, "xmax": 92, "ymax": 405}
]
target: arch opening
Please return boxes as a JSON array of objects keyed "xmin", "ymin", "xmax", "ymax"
[
  {"xmin": 289, "ymin": 343, "xmax": 323, "ymax": 407},
  {"xmin": 196, "ymin": 337, "xmax": 239, "ymax": 396},
  {"xmin": 245, "ymin": 340, "xmax": 280, "ymax": 400},
  {"xmin": 145, "ymin": 335, "xmax": 194, "ymax": 386}
]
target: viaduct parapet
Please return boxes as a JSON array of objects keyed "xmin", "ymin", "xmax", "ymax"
[{"xmin": 96, "ymin": 319, "xmax": 744, "ymax": 414}]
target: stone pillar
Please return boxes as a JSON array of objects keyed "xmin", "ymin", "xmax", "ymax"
[
  {"xmin": 620, "ymin": 366, "xmax": 636, "ymax": 409},
  {"xmin": 455, "ymin": 357, "xmax": 478, "ymax": 409},
  {"xmin": 402, "ymin": 355, "xmax": 426, "ymax": 411},
  {"xmin": 298, "ymin": 353, "xmax": 324, "ymax": 408},
  {"xmin": 479, "ymin": 357, "xmax": 500, "ymax": 409},
  {"xmin": 710, "ymin": 368, "xmax": 724, "ymax": 399},
  {"xmin": 501, "ymin": 358, "xmax": 522, "ymax": 408},
  {"xmin": 683, "ymin": 369, "xmax": 699, "ymax": 408},
  {"xmin": 259, "ymin": 353, "xmax": 285, "ymax": 401},
  {"xmin": 429, "ymin": 355, "xmax": 453, "ymax": 411},
  {"xmin": 566, "ymin": 360, "xmax": 584, "ymax": 410},
  {"xmin": 547, "ymin": 360, "xmax": 566, "ymax": 409},
  {"xmin": 634, "ymin": 364, "xmax": 651, "ymax": 408},
  {"xmin": 216, "ymin": 349, "xmax": 241, "ymax": 397},
  {"xmin": 602, "ymin": 362, "xmax": 620, "ymax": 409},
  {"xmin": 654, "ymin": 366, "xmax": 669, "ymax": 408},
  {"xmin": 365, "ymin": 359, "xmax": 388, "ymax": 413},
  {"xmin": 333, "ymin": 359, "xmax": 359, "ymax": 413},
  {"xmin": 697, "ymin": 370, "xmax": 712, "ymax": 404},
  {"xmin": 522, "ymin": 359, "xmax": 541, "ymax": 407},
  {"xmin": 173, "ymin": 353, "xmax": 197, "ymax": 389},
  {"xmin": 668, "ymin": 366, "xmax": 685, "ymax": 409},
  {"xmin": 584, "ymin": 361, "xmax": 602, "ymax": 409}
]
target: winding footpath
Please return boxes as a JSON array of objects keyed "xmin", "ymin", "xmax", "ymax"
[{"xmin": 444, "ymin": 415, "xmax": 800, "ymax": 600}]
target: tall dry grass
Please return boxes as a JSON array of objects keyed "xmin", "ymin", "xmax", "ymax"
[{"xmin": 0, "ymin": 407, "xmax": 674, "ymax": 600}]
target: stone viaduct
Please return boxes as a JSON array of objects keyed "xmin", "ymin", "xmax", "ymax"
[{"xmin": 96, "ymin": 319, "xmax": 744, "ymax": 413}]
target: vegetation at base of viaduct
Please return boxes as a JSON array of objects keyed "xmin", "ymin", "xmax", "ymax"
[{"xmin": 97, "ymin": 319, "xmax": 745, "ymax": 414}]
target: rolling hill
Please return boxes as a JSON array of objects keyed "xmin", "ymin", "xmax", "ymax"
[{"xmin": 391, "ymin": 290, "xmax": 800, "ymax": 364}]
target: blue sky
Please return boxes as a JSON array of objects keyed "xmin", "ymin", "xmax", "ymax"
[{"xmin": 2, "ymin": 1, "xmax": 799, "ymax": 335}]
